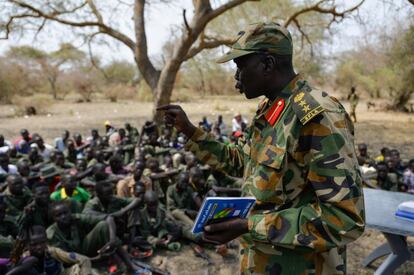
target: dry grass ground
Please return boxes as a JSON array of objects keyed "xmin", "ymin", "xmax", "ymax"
[
  {"xmin": 1, "ymin": 95, "xmax": 413, "ymax": 158},
  {"xmin": 1, "ymin": 95, "xmax": 414, "ymax": 274}
]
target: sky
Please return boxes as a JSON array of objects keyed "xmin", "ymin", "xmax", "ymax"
[{"xmin": 0, "ymin": 0, "xmax": 412, "ymax": 64}]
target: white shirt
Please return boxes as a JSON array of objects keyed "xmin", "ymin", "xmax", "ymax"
[
  {"xmin": 0, "ymin": 140, "xmax": 12, "ymax": 154},
  {"xmin": 232, "ymin": 117, "xmax": 248, "ymax": 132},
  {"xmin": 31, "ymin": 143, "xmax": 54, "ymax": 160},
  {"xmin": 0, "ymin": 164, "xmax": 18, "ymax": 175},
  {"xmin": 54, "ymin": 137, "xmax": 66, "ymax": 152}
]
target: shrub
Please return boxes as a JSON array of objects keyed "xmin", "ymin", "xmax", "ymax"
[{"xmin": 103, "ymin": 84, "xmax": 137, "ymax": 102}]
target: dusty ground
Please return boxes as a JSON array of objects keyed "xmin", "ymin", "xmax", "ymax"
[
  {"xmin": 1, "ymin": 95, "xmax": 414, "ymax": 274},
  {"xmin": 1, "ymin": 95, "xmax": 413, "ymax": 158}
]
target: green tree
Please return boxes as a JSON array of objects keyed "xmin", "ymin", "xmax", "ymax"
[
  {"xmin": 103, "ymin": 61, "xmax": 138, "ymax": 84},
  {"xmin": 389, "ymin": 25, "xmax": 414, "ymax": 111},
  {"xmin": 334, "ymin": 24, "xmax": 413, "ymax": 111},
  {"xmin": 0, "ymin": 58, "xmax": 37, "ymax": 103},
  {"xmin": 6, "ymin": 43, "xmax": 85, "ymax": 99}
]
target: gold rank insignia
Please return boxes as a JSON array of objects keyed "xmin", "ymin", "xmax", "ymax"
[
  {"xmin": 294, "ymin": 92, "xmax": 305, "ymax": 103},
  {"xmin": 299, "ymin": 100, "xmax": 307, "ymax": 107},
  {"xmin": 302, "ymin": 104, "xmax": 311, "ymax": 113},
  {"xmin": 290, "ymin": 88, "xmax": 325, "ymax": 125}
]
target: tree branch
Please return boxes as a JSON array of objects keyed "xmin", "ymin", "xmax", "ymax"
[
  {"xmin": 87, "ymin": 32, "xmax": 110, "ymax": 79},
  {"xmin": 86, "ymin": 0, "xmax": 104, "ymax": 24},
  {"xmin": 185, "ymin": 35, "xmax": 234, "ymax": 61},
  {"xmin": 183, "ymin": 9, "xmax": 191, "ymax": 35},
  {"xmin": 1, "ymin": 13, "xmax": 38, "ymax": 40},
  {"xmin": 292, "ymin": 18, "xmax": 314, "ymax": 56},
  {"xmin": 284, "ymin": 0, "xmax": 365, "ymax": 27},
  {"xmin": 283, "ymin": 0, "xmax": 364, "ymax": 57},
  {"xmin": 33, "ymin": 18, "xmax": 47, "ymax": 40},
  {"xmin": 133, "ymin": 0, "xmax": 160, "ymax": 90},
  {"xmin": 170, "ymin": 0, "xmax": 251, "ymax": 64},
  {"xmin": 206, "ymin": 0, "xmax": 255, "ymax": 22},
  {"xmin": 155, "ymin": 0, "xmax": 252, "ymax": 106},
  {"xmin": 7, "ymin": 0, "xmax": 136, "ymax": 50}
]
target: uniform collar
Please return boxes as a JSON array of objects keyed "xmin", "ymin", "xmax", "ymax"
[{"xmin": 256, "ymin": 74, "xmax": 305, "ymax": 118}]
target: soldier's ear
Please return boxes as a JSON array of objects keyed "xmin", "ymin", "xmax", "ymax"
[{"xmin": 262, "ymin": 55, "xmax": 276, "ymax": 73}]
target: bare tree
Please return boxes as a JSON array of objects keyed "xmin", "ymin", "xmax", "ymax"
[{"xmin": 1, "ymin": 0, "xmax": 364, "ymax": 122}]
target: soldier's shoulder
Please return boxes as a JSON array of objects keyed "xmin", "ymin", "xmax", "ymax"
[
  {"xmin": 308, "ymin": 88, "xmax": 345, "ymax": 111},
  {"xmin": 290, "ymin": 85, "xmax": 344, "ymax": 125}
]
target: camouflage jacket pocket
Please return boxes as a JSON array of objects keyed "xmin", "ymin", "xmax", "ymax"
[
  {"xmin": 247, "ymin": 143, "xmax": 287, "ymax": 204},
  {"xmin": 253, "ymin": 143, "xmax": 286, "ymax": 170}
]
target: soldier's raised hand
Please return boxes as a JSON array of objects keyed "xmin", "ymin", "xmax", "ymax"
[{"xmin": 157, "ymin": 104, "xmax": 196, "ymax": 137}]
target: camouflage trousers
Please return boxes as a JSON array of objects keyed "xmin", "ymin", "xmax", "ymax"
[
  {"xmin": 48, "ymin": 246, "xmax": 93, "ymax": 275},
  {"xmin": 170, "ymin": 209, "xmax": 198, "ymax": 242},
  {"xmin": 239, "ymin": 235, "xmax": 346, "ymax": 275},
  {"xmin": 171, "ymin": 209, "xmax": 194, "ymax": 227}
]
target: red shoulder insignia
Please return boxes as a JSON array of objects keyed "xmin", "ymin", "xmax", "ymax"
[{"xmin": 265, "ymin": 99, "xmax": 285, "ymax": 126}]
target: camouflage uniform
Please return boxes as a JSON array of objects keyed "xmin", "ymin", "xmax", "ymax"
[
  {"xmin": 17, "ymin": 199, "xmax": 82, "ymax": 230},
  {"xmin": 3, "ymin": 186, "xmax": 32, "ymax": 218},
  {"xmin": 186, "ymin": 22, "xmax": 365, "ymax": 275},
  {"xmin": 127, "ymin": 127, "xmax": 140, "ymax": 144},
  {"xmin": 21, "ymin": 246, "xmax": 92, "ymax": 275},
  {"xmin": 166, "ymin": 183, "xmax": 196, "ymax": 226},
  {"xmin": 143, "ymin": 168, "xmax": 167, "ymax": 202},
  {"xmin": 18, "ymin": 203, "xmax": 54, "ymax": 228},
  {"xmin": 206, "ymin": 173, "xmax": 242, "ymax": 189},
  {"xmin": 135, "ymin": 205, "xmax": 174, "ymax": 247},
  {"xmin": 50, "ymin": 247, "xmax": 92, "ymax": 275},
  {"xmin": 82, "ymin": 196, "xmax": 139, "ymax": 236},
  {"xmin": 47, "ymin": 213, "xmax": 115, "ymax": 257}
]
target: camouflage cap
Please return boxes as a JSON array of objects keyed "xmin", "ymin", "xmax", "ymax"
[{"xmin": 216, "ymin": 22, "xmax": 293, "ymax": 63}]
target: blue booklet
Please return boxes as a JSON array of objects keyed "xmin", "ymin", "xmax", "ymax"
[
  {"xmin": 191, "ymin": 197, "xmax": 256, "ymax": 234},
  {"xmin": 395, "ymin": 201, "xmax": 414, "ymax": 222},
  {"xmin": 395, "ymin": 209, "xmax": 414, "ymax": 222}
]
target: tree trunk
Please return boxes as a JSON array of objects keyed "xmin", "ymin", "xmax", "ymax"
[
  {"xmin": 50, "ymin": 80, "xmax": 57, "ymax": 100},
  {"xmin": 152, "ymin": 60, "xmax": 182, "ymax": 124}
]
